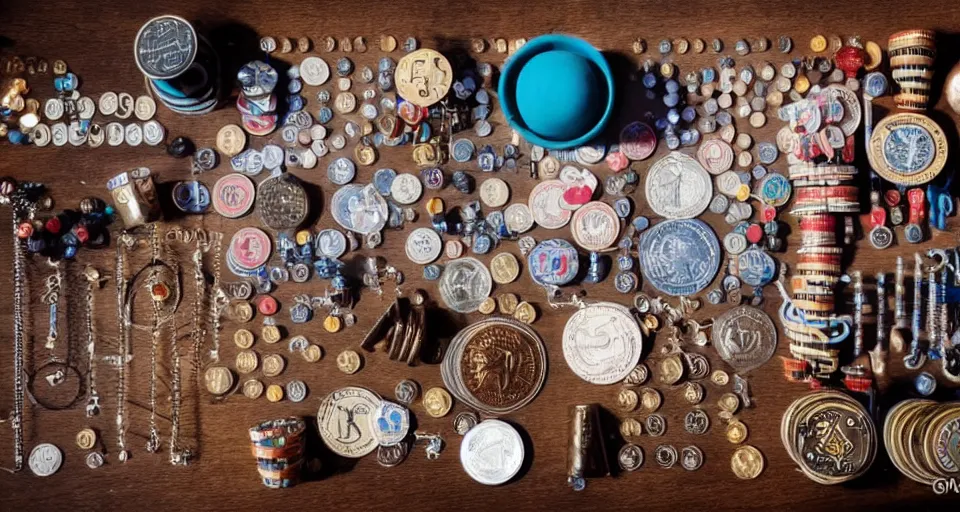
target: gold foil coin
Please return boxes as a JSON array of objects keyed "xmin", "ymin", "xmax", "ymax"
[
  {"xmin": 726, "ymin": 420, "xmax": 748, "ymax": 444},
  {"xmin": 618, "ymin": 388, "xmax": 639, "ymax": 412},
  {"xmin": 423, "ymin": 387, "xmax": 453, "ymax": 418},
  {"xmin": 395, "ymin": 49, "xmax": 453, "ymax": 108},
  {"xmin": 233, "ymin": 328, "xmax": 254, "ymax": 349},
  {"xmin": 490, "ymin": 252, "xmax": 520, "ymax": 284},
  {"xmin": 76, "ymin": 428, "xmax": 97, "ymax": 450},
  {"xmin": 303, "ymin": 344, "xmax": 323, "ymax": 363},
  {"xmin": 496, "ymin": 293, "xmax": 519, "ymax": 315},
  {"xmin": 620, "ymin": 418, "xmax": 644, "ymax": 438},
  {"xmin": 640, "ymin": 387, "xmax": 662, "ymax": 412},
  {"xmin": 235, "ymin": 350, "xmax": 259, "ymax": 374},
  {"xmin": 266, "ymin": 384, "xmax": 284, "ymax": 402}
]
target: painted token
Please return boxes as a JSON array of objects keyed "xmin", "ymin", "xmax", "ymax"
[
  {"xmin": 712, "ymin": 305, "xmax": 777, "ymax": 373},
  {"xmin": 619, "ymin": 121, "xmax": 657, "ymax": 160},
  {"xmin": 527, "ymin": 239, "xmax": 579, "ymax": 287},
  {"xmin": 697, "ymin": 139, "xmax": 735, "ymax": 174},
  {"xmin": 490, "ymin": 252, "xmax": 520, "ymax": 284},
  {"xmin": 212, "ymin": 174, "xmax": 255, "ymax": 218},
  {"xmin": 317, "ymin": 387, "xmax": 381, "ymax": 458},
  {"xmin": 504, "ymin": 203, "xmax": 535, "ymax": 234},
  {"xmin": 562, "ymin": 302, "xmax": 643, "ymax": 385},
  {"xmin": 370, "ymin": 400, "xmax": 410, "ymax": 446},
  {"xmin": 570, "ymin": 201, "xmax": 620, "ymax": 251},
  {"xmin": 639, "ymin": 219, "xmax": 721, "ymax": 296},
  {"xmin": 331, "ymin": 184, "xmax": 388, "ymax": 235},
  {"xmin": 395, "ymin": 49, "xmax": 452, "ymax": 107},
  {"xmin": 737, "ymin": 248, "xmax": 777, "ymax": 287},
  {"xmin": 229, "ymin": 228, "xmax": 272, "ymax": 270},
  {"xmin": 438, "ymin": 258, "xmax": 492, "ymax": 313},
  {"xmin": 480, "ymin": 178, "xmax": 510, "ymax": 208},
  {"xmin": 757, "ymin": 142, "xmax": 779, "ymax": 165},
  {"xmin": 391, "ymin": 173, "xmax": 422, "ymax": 204},
  {"xmin": 868, "ymin": 113, "xmax": 947, "ymax": 186},
  {"xmin": 452, "ymin": 138, "xmax": 475, "ymax": 162},
  {"xmin": 316, "ymin": 229, "xmax": 347, "ymax": 259},
  {"xmin": 645, "ymin": 152, "xmax": 712, "ymax": 219},
  {"xmin": 528, "ymin": 180, "xmax": 572, "ymax": 229},
  {"xmin": 757, "ymin": 173, "xmax": 792, "ymax": 207},
  {"xmin": 460, "ymin": 419, "xmax": 524, "ymax": 485},
  {"xmin": 405, "ymin": 227, "xmax": 442, "ymax": 264}
]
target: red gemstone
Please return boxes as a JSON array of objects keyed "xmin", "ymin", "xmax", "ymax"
[
  {"xmin": 75, "ymin": 226, "xmax": 89, "ymax": 244},
  {"xmin": 45, "ymin": 217, "xmax": 61, "ymax": 234}
]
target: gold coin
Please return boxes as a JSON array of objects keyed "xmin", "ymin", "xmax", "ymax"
[
  {"xmin": 423, "ymin": 387, "xmax": 453, "ymax": 418},
  {"xmin": 620, "ymin": 418, "xmax": 643, "ymax": 438},
  {"xmin": 231, "ymin": 301, "xmax": 254, "ymax": 323},
  {"xmin": 76, "ymin": 428, "xmax": 97, "ymax": 450},
  {"xmin": 810, "ymin": 35, "xmax": 827, "ymax": 53},
  {"xmin": 395, "ymin": 49, "xmax": 453, "ymax": 108},
  {"xmin": 710, "ymin": 370, "xmax": 730, "ymax": 386},
  {"xmin": 355, "ymin": 143, "xmax": 377, "ymax": 166},
  {"xmin": 266, "ymin": 384, "xmax": 284, "ymax": 403},
  {"xmin": 380, "ymin": 35, "xmax": 397, "ymax": 52},
  {"xmin": 868, "ymin": 113, "xmax": 948, "ymax": 186},
  {"xmin": 494, "ymin": 38, "xmax": 508, "ymax": 53},
  {"xmin": 496, "ymin": 293, "xmax": 519, "ymax": 315},
  {"xmin": 337, "ymin": 350, "xmax": 362, "ymax": 374},
  {"xmin": 233, "ymin": 328, "xmax": 254, "ymax": 349},
  {"xmin": 490, "ymin": 252, "xmax": 520, "ymax": 284},
  {"xmin": 726, "ymin": 420, "xmax": 748, "ymax": 444},
  {"xmin": 623, "ymin": 364, "xmax": 649, "ymax": 386},
  {"xmin": 674, "ymin": 38, "xmax": 689, "ymax": 54},
  {"xmin": 640, "ymin": 387, "xmax": 662, "ymax": 412},
  {"xmin": 642, "ymin": 314, "xmax": 660, "ymax": 332},
  {"xmin": 204, "ymin": 366, "xmax": 234, "ymax": 395},
  {"xmin": 718, "ymin": 393, "xmax": 741, "ymax": 414},
  {"xmin": 52, "ymin": 59, "xmax": 67, "ymax": 75},
  {"xmin": 323, "ymin": 315, "xmax": 343, "ymax": 333},
  {"xmin": 618, "ymin": 388, "xmax": 639, "ymax": 412},
  {"xmin": 216, "ymin": 124, "xmax": 246, "ymax": 157},
  {"xmin": 262, "ymin": 354, "xmax": 286, "ymax": 378},
  {"xmin": 262, "ymin": 324, "xmax": 282, "ymax": 344},
  {"xmin": 235, "ymin": 350, "xmax": 259, "ymax": 374},
  {"xmin": 683, "ymin": 382, "xmax": 704, "ymax": 404},
  {"xmin": 658, "ymin": 354, "xmax": 685, "ymax": 385},
  {"xmin": 513, "ymin": 301, "xmax": 537, "ymax": 324},
  {"xmin": 242, "ymin": 379, "xmax": 264, "ymax": 399},
  {"xmin": 471, "ymin": 38, "xmax": 487, "ymax": 53},
  {"xmin": 297, "ymin": 37, "xmax": 311, "ymax": 53},
  {"xmin": 478, "ymin": 297, "xmax": 496, "ymax": 315},
  {"xmin": 794, "ymin": 74, "xmax": 810, "ymax": 94},
  {"xmin": 279, "ymin": 37, "xmax": 293, "ymax": 53},
  {"xmin": 692, "ymin": 38, "xmax": 705, "ymax": 53},
  {"xmin": 731, "ymin": 445, "xmax": 764, "ymax": 479},
  {"xmin": 303, "ymin": 344, "xmax": 323, "ymax": 363}
]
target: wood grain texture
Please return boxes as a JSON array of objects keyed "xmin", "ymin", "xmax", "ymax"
[{"xmin": 1, "ymin": 0, "xmax": 959, "ymax": 510}]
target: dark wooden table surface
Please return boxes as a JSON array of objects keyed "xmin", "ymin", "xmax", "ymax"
[{"xmin": 1, "ymin": 0, "xmax": 960, "ymax": 510}]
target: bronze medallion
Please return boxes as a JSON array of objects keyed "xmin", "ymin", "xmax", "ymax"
[{"xmin": 257, "ymin": 173, "xmax": 309, "ymax": 230}]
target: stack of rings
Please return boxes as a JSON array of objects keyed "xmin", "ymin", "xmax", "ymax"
[{"xmin": 248, "ymin": 417, "xmax": 307, "ymax": 488}]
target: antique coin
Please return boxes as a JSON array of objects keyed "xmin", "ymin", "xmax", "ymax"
[
  {"xmin": 390, "ymin": 173, "xmax": 423, "ymax": 204},
  {"xmin": 658, "ymin": 354, "xmax": 685, "ymax": 385},
  {"xmin": 203, "ymin": 366, "xmax": 234, "ymax": 395},
  {"xmin": 235, "ymin": 350, "xmax": 259, "ymax": 374},
  {"xmin": 135, "ymin": 15, "xmax": 196, "ymax": 80},
  {"xmin": 480, "ymin": 178, "xmax": 510, "ymax": 208},
  {"xmin": 654, "ymin": 444, "xmax": 678, "ymax": 468},
  {"xmin": 497, "ymin": 293, "xmax": 519, "ymax": 315},
  {"xmin": 514, "ymin": 302, "xmax": 537, "ymax": 324},
  {"xmin": 337, "ymin": 350, "xmax": 362, "ymax": 374},
  {"xmin": 681, "ymin": 445, "xmax": 704, "ymax": 471},
  {"xmin": 377, "ymin": 442, "xmax": 410, "ymax": 468},
  {"xmin": 726, "ymin": 420, "xmax": 748, "ymax": 444},
  {"xmin": 478, "ymin": 297, "xmax": 496, "ymax": 315},
  {"xmin": 303, "ymin": 344, "xmax": 323, "ymax": 363},
  {"xmin": 528, "ymin": 180, "xmax": 572, "ymax": 229},
  {"xmin": 562, "ymin": 302, "xmax": 643, "ymax": 385},
  {"xmin": 570, "ymin": 201, "xmax": 620, "ymax": 251},
  {"xmin": 395, "ymin": 49, "xmax": 453, "ymax": 107},
  {"xmin": 712, "ymin": 306, "xmax": 777, "ymax": 373},
  {"xmin": 640, "ymin": 387, "xmax": 662, "ymax": 412},
  {"xmin": 242, "ymin": 379, "xmax": 264, "ymax": 399},
  {"xmin": 719, "ymin": 393, "xmax": 741, "ymax": 414},
  {"xmin": 619, "ymin": 444, "xmax": 645, "ymax": 471},
  {"xmin": 685, "ymin": 353, "xmax": 710, "ymax": 380},
  {"xmin": 395, "ymin": 379, "xmax": 420, "ymax": 405},
  {"xmin": 623, "ymin": 364, "xmax": 650, "ymax": 386},
  {"xmin": 460, "ymin": 419, "xmax": 524, "ymax": 485},
  {"xmin": 644, "ymin": 152, "xmax": 712, "ymax": 219},
  {"xmin": 405, "ymin": 227, "xmax": 442, "ymax": 264},
  {"xmin": 369, "ymin": 400, "xmax": 410, "ymax": 446},
  {"xmin": 646, "ymin": 414, "xmax": 667, "ymax": 437},
  {"xmin": 300, "ymin": 56, "xmax": 331, "ymax": 86},
  {"xmin": 504, "ymin": 203, "xmax": 535, "ymax": 234},
  {"xmin": 257, "ymin": 173, "xmax": 308, "ymax": 230},
  {"xmin": 316, "ymin": 229, "xmax": 347, "ymax": 259},
  {"xmin": 85, "ymin": 452, "xmax": 105, "ymax": 469},
  {"xmin": 731, "ymin": 445, "xmax": 765, "ymax": 479},
  {"xmin": 684, "ymin": 409, "xmax": 710, "ymax": 435},
  {"xmin": 618, "ymin": 388, "xmax": 639, "ymax": 412},
  {"xmin": 438, "ymin": 257, "xmax": 492, "ymax": 313},
  {"xmin": 286, "ymin": 380, "xmax": 308, "ymax": 403},
  {"xmin": 710, "ymin": 370, "xmax": 730, "ymax": 386},
  {"xmin": 317, "ymin": 386, "xmax": 382, "ymax": 458},
  {"xmin": 423, "ymin": 387, "xmax": 453, "ymax": 418},
  {"xmin": 28, "ymin": 443, "xmax": 63, "ymax": 477},
  {"xmin": 454, "ymin": 411, "xmax": 480, "ymax": 435},
  {"xmin": 867, "ymin": 113, "xmax": 948, "ymax": 186},
  {"xmin": 639, "ymin": 219, "xmax": 720, "ymax": 296},
  {"xmin": 490, "ymin": 252, "xmax": 520, "ymax": 284},
  {"xmin": 683, "ymin": 382, "xmax": 705, "ymax": 404},
  {"xmin": 76, "ymin": 428, "xmax": 97, "ymax": 450},
  {"xmin": 331, "ymin": 184, "xmax": 388, "ymax": 235},
  {"xmin": 262, "ymin": 354, "xmax": 286, "ymax": 378},
  {"xmin": 620, "ymin": 418, "xmax": 644, "ymax": 438}
]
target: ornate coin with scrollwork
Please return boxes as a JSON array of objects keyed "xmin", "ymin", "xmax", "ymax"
[
  {"xmin": 257, "ymin": 173, "xmax": 308, "ymax": 230},
  {"xmin": 645, "ymin": 151, "xmax": 713, "ymax": 219},
  {"xmin": 639, "ymin": 219, "xmax": 720, "ymax": 297},
  {"xmin": 712, "ymin": 306, "xmax": 777, "ymax": 373},
  {"xmin": 868, "ymin": 113, "xmax": 947, "ymax": 186}
]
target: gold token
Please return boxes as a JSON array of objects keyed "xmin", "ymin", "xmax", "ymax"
[
  {"xmin": 497, "ymin": 293, "xmax": 519, "ymax": 315},
  {"xmin": 380, "ymin": 35, "xmax": 397, "ymax": 52},
  {"xmin": 204, "ymin": 366, "xmax": 234, "ymax": 395},
  {"xmin": 216, "ymin": 124, "xmax": 247, "ymax": 157},
  {"xmin": 731, "ymin": 445, "xmax": 764, "ymax": 479},
  {"xmin": 339, "ymin": 36, "xmax": 353, "ymax": 52},
  {"xmin": 674, "ymin": 38, "xmax": 690, "ymax": 55},
  {"xmin": 513, "ymin": 301, "xmax": 537, "ymax": 324},
  {"xmin": 303, "ymin": 344, "xmax": 323, "ymax": 363},
  {"xmin": 620, "ymin": 418, "xmax": 643, "ymax": 438},
  {"xmin": 266, "ymin": 384, "xmax": 284, "ymax": 403},
  {"xmin": 618, "ymin": 388, "xmax": 639, "ymax": 412},
  {"xmin": 809, "ymin": 35, "xmax": 827, "ymax": 53},
  {"xmin": 641, "ymin": 314, "xmax": 660, "ymax": 332},
  {"xmin": 640, "ymin": 387, "xmax": 662, "ymax": 412},
  {"xmin": 718, "ymin": 393, "xmax": 741, "ymax": 414},
  {"xmin": 262, "ymin": 354, "xmax": 286, "ymax": 378},
  {"xmin": 494, "ymin": 38, "xmax": 508, "ymax": 53},
  {"xmin": 355, "ymin": 143, "xmax": 377, "ymax": 166},
  {"xmin": 395, "ymin": 49, "xmax": 453, "ymax": 108},
  {"xmin": 423, "ymin": 387, "xmax": 453, "ymax": 418},
  {"xmin": 411, "ymin": 143, "xmax": 439, "ymax": 166},
  {"xmin": 710, "ymin": 370, "xmax": 730, "ymax": 386},
  {"xmin": 279, "ymin": 37, "xmax": 293, "ymax": 53},
  {"xmin": 623, "ymin": 364, "xmax": 650, "ymax": 386},
  {"xmin": 478, "ymin": 297, "xmax": 496, "ymax": 315},
  {"xmin": 864, "ymin": 41, "xmax": 882, "ymax": 70},
  {"xmin": 683, "ymin": 382, "xmax": 704, "ymax": 404},
  {"xmin": 692, "ymin": 38, "xmax": 705, "ymax": 53},
  {"xmin": 659, "ymin": 62, "xmax": 674, "ymax": 79},
  {"xmin": 242, "ymin": 379, "xmax": 264, "ymax": 399},
  {"xmin": 262, "ymin": 324, "xmax": 282, "ymax": 344},
  {"xmin": 52, "ymin": 59, "xmax": 67, "ymax": 75},
  {"xmin": 425, "ymin": 197, "xmax": 444, "ymax": 216},
  {"xmin": 297, "ymin": 37, "xmax": 311, "ymax": 53},
  {"xmin": 295, "ymin": 230, "xmax": 312, "ymax": 245},
  {"xmin": 726, "ymin": 420, "xmax": 748, "ymax": 444},
  {"xmin": 658, "ymin": 354, "xmax": 685, "ymax": 385},
  {"xmin": 76, "ymin": 428, "xmax": 97, "ymax": 450},
  {"xmin": 323, "ymin": 315, "xmax": 343, "ymax": 333},
  {"xmin": 235, "ymin": 350, "xmax": 259, "ymax": 374},
  {"xmin": 735, "ymin": 184, "xmax": 751, "ymax": 202},
  {"xmin": 471, "ymin": 38, "xmax": 487, "ymax": 53},
  {"xmin": 490, "ymin": 252, "xmax": 520, "ymax": 284},
  {"xmin": 794, "ymin": 74, "xmax": 810, "ymax": 94},
  {"xmin": 231, "ymin": 301, "xmax": 254, "ymax": 323},
  {"xmin": 234, "ymin": 328, "xmax": 255, "ymax": 349},
  {"xmin": 337, "ymin": 350, "xmax": 362, "ymax": 374}
]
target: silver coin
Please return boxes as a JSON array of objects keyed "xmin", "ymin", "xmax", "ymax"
[
  {"xmin": 618, "ymin": 443, "xmax": 644, "ymax": 471},
  {"xmin": 562, "ymin": 302, "xmax": 643, "ymax": 385},
  {"xmin": 639, "ymin": 219, "xmax": 720, "ymax": 297},
  {"xmin": 646, "ymin": 414, "xmax": 667, "ymax": 437},
  {"xmin": 823, "ymin": 84, "xmax": 861, "ymax": 137},
  {"xmin": 394, "ymin": 379, "xmax": 420, "ymax": 405},
  {"xmin": 504, "ymin": 203, "xmax": 535, "ymax": 234},
  {"xmin": 405, "ymin": 227, "xmax": 442, "ymax": 264},
  {"xmin": 684, "ymin": 352, "xmax": 711, "ymax": 380},
  {"xmin": 327, "ymin": 156, "xmax": 356, "ymax": 185},
  {"xmin": 28, "ymin": 443, "xmax": 63, "ymax": 477},
  {"xmin": 98, "ymin": 92, "xmax": 119, "ymax": 116},
  {"xmin": 116, "ymin": 93, "xmax": 135, "ymax": 119},
  {"xmin": 331, "ymin": 184, "xmax": 388, "ymax": 235},
  {"xmin": 454, "ymin": 411, "xmax": 480, "ymax": 435},
  {"xmin": 460, "ymin": 419, "xmax": 524, "ymax": 485},
  {"xmin": 438, "ymin": 257, "xmax": 492, "ymax": 313},
  {"xmin": 622, "ymin": 364, "xmax": 650, "ymax": 386},
  {"xmin": 134, "ymin": 15, "xmax": 197, "ymax": 80},
  {"xmin": 654, "ymin": 444, "xmax": 678, "ymax": 468},
  {"xmin": 680, "ymin": 445, "xmax": 704, "ymax": 471},
  {"xmin": 31, "ymin": 123, "xmax": 52, "ymax": 147},
  {"xmin": 377, "ymin": 441, "xmax": 410, "ymax": 467},
  {"xmin": 77, "ymin": 96, "xmax": 96, "ymax": 120},
  {"xmin": 712, "ymin": 305, "xmax": 777, "ymax": 373},
  {"xmin": 142, "ymin": 120, "xmax": 165, "ymax": 146},
  {"xmin": 684, "ymin": 409, "xmax": 710, "ymax": 435},
  {"xmin": 50, "ymin": 123, "xmax": 68, "ymax": 146},
  {"xmin": 286, "ymin": 380, "xmax": 308, "ymax": 403},
  {"xmin": 124, "ymin": 123, "xmax": 143, "ymax": 146},
  {"xmin": 106, "ymin": 122, "xmax": 124, "ymax": 146},
  {"xmin": 644, "ymin": 151, "xmax": 713, "ymax": 219},
  {"xmin": 261, "ymin": 144, "xmax": 284, "ymax": 170},
  {"xmin": 257, "ymin": 173, "xmax": 308, "ymax": 230},
  {"xmin": 316, "ymin": 229, "xmax": 347, "ymax": 258},
  {"xmin": 44, "ymin": 98, "xmax": 64, "ymax": 120},
  {"xmin": 85, "ymin": 451, "xmax": 105, "ymax": 469}
]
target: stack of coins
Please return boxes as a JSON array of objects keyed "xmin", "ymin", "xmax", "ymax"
[
  {"xmin": 359, "ymin": 295, "xmax": 427, "ymax": 366},
  {"xmin": 236, "ymin": 60, "xmax": 279, "ymax": 136},
  {"xmin": 248, "ymin": 417, "xmax": 306, "ymax": 488},
  {"xmin": 135, "ymin": 15, "xmax": 221, "ymax": 115},
  {"xmin": 888, "ymin": 29, "xmax": 936, "ymax": 111},
  {"xmin": 781, "ymin": 391, "xmax": 877, "ymax": 484},
  {"xmin": 885, "ymin": 399, "xmax": 960, "ymax": 485}
]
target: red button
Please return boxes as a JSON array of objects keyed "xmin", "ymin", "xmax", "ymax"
[
  {"xmin": 745, "ymin": 224, "xmax": 763, "ymax": 244},
  {"xmin": 257, "ymin": 295, "xmax": 279, "ymax": 316}
]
